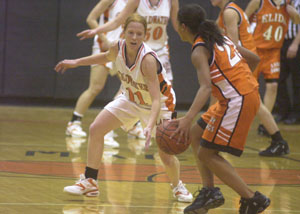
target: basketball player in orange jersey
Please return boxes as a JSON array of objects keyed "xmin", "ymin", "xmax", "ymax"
[
  {"xmin": 245, "ymin": 0, "xmax": 300, "ymax": 136},
  {"xmin": 174, "ymin": 4, "xmax": 270, "ymax": 214},
  {"xmin": 212, "ymin": 0, "xmax": 290, "ymax": 157},
  {"xmin": 66, "ymin": 0, "xmax": 127, "ymax": 146},
  {"xmin": 55, "ymin": 13, "xmax": 192, "ymax": 203}
]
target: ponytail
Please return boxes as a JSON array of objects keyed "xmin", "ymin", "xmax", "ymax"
[{"xmin": 178, "ymin": 4, "xmax": 224, "ymax": 50}]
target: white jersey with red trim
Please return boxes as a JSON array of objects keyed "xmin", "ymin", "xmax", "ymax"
[
  {"xmin": 94, "ymin": 0, "xmax": 127, "ymax": 45},
  {"xmin": 137, "ymin": 0, "xmax": 171, "ymax": 51},
  {"xmin": 115, "ymin": 39, "xmax": 176, "ymax": 112}
]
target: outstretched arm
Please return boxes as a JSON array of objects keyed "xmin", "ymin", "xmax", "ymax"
[
  {"xmin": 86, "ymin": 0, "xmax": 115, "ymax": 50},
  {"xmin": 86, "ymin": 0, "xmax": 114, "ymax": 29},
  {"xmin": 170, "ymin": 0, "xmax": 179, "ymax": 32},
  {"xmin": 141, "ymin": 54, "xmax": 161, "ymax": 149},
  {"xmin": 55, "ymin": 42, "xmax": 118, "ymax": 73},
  {"xmin": 77, "ymin": 0, "xmax": 139, "ymax": 40}
]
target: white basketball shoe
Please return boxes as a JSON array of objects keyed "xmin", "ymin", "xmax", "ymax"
[
  {"xmin": 64, "ymin": 174, "xmax": 99, "ymax": 197},
  {"xmin": 127, "ymin": 122, "xmax": 146, "ymax": 139},
  {"xmin": 171, "ymin": 180, "xmax": 193, "ymax": 203},
  {"xmin": 66, "ymin": 121, "xmax": 87, "ymax": 138}
]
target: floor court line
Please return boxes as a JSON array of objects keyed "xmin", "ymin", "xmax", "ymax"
[{"xmin": 0, "ymin": 203, "xmax": 300, "ymax": 213}]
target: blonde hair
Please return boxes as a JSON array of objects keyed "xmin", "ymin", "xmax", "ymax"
[{"xmin": 123, "ymin": 13, "xmax": 147, "ymax": 34}]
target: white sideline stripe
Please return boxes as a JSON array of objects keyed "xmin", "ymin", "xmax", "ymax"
[{"xmin": 0, "ymin": 203, "xmax": 300, "ymax": 213}]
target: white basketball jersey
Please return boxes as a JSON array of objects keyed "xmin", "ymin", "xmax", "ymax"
[
  {"xmin": 115, "ymin": 39, "xmax": 176, "ymax": 112},
  {"xmin": 137, "ymin": 0, "xmax": 171, "ymax": 51},
  {"xmin": 94, "ymin": 0, "xmax": 127, "ymax": 44}
]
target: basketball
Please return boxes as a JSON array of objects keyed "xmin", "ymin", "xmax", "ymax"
[{"xmin": 156, "ymin": 120, "xmax": 191, "ymax": 155}]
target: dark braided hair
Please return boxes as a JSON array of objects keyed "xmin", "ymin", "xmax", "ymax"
[{"xmin": 177, "ymin": 4, "xmax": 225, "ymax": 51}]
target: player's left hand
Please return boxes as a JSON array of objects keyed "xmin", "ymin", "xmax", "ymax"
[{"xmin": 143, "ymin": 127, "xmax": 152, "ymax": 150}]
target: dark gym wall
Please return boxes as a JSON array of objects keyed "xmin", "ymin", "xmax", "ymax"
[
  {"xmin": 0, "ymin": 0, "xmax": 250, "ymax": 108},
  {"xmin": 0, "ymin": 0, "xmax": 6, "ymax": 94}
]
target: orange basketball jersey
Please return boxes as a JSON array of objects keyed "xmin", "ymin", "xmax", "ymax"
[
  {"xmin": 192, "ymin": 36, "xmax": 258, "ymax": 101},
  {"xmin": 251, "ymin": 0, "xmax": 290, "ymax": 49},
  {"xmin": 218, "ymin": 2, "xmax": 257, "ymax": 52}
]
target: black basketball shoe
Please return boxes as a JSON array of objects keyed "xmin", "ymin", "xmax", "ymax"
[
  {"xmin": 184, "ymin": 187, "xmax": 225, "ymax": 214},
  {"xmin": 259, "ymin": 139, "xmax": 290, "ymax": 157},
  {"xmin": 239, "ymin": 191, "xmax": 271, "ymax": 214}
]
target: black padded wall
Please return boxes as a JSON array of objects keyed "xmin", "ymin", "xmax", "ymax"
[
  {"xmin": 4, "ymin": 0, "xmax": 59, "ymax": 97},
  {"xmin": 0, "ymin": 0, "xmax": 6, "ymax": 95},
  {"xmin": 0, "ymin": 0, "xmax": 252, "ymax": 107}
]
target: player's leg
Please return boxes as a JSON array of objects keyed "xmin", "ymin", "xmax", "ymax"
[
  {"xmin": 157, "ymin": 149, "xmax": 193, "ymax": 203},
  {"xmin": 64, "ymin": 108, "xmax": 122, "ymax": 197},
  {"xmin": 257, "ymin": 100, "xmax": 289, "ymax": 156},
  {"xmin": 66, "ymin": 65, "xmax": 109, "ymax": 138},
  {"xmin": 263, "ymin": 81, "xmax": 278, "ymax": 112}
]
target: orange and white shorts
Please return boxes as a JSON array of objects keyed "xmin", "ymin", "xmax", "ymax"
[
  {"xmin": 104, "ymin": 93, "xmax": 174, "ymax": 136},
  {"xmin": 253, "ymin": 48, "xmax": 281, "ymax": 81},
  {"xmin": 197, "ymin": 89, "xmax": 260, "ymax": 157}
]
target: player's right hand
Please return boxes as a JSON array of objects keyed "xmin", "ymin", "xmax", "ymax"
[
  {"xmin": 54, "ymin": 59, "xmax": 78, "ymax": 74},
  {"xmin": 77, "ymin": 29, "xmax": 97, "ymax": 40}
]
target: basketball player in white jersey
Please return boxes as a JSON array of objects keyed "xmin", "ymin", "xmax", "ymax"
[
  {"xmin": 66, "ymin": 0, "xmax": 130, "ymax": 146},
  {"xmin": 77, "ymin": 0, "xmax": 179, "ymax": 82},
  {"xmin": 76, "ymin": 0, "xmax": 179, "ymax": 144},
  {"xmin": 55, "ymin": 13, "xmax": 193, "ymax": 203}
]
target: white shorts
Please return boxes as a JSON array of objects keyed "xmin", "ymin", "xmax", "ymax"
[
  {"xmin": 104, "ymin": 93, "xmax": 173, "ymax": 136},
  {"xmin": 91, "ymin": 40, "xmax": 117, "ymax": 76},
  {"xmin": 156, "ymin": 45, "xmax": 173, "ymax": 81}
]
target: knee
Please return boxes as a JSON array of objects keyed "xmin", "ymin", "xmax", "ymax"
[
  {"xmin": 88, "ymin": 84, "xmax": 104, "ymax": 96},
  {"xmin": 89, "ymin": 121, "xmax": 105, "ymax": 138}
]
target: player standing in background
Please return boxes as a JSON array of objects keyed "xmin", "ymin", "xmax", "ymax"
[
  {"xmin": 174, "ymin": 4, "xmax": 270, "ymax": 214},
  {"xmin": 66, "ymin": 0, "xmax": 146, "ymax": 147},
  {"xmin": 56, "ymin": 13, "xmax": 193, "ymax": 203},
  {"xmin": 245, "ymin": 0, "xmax": 300, "ymax": 129},
  {"xmin": 76, "ymin": 0, "xmax": 179, "ymax": 84},
  {"xmin": 245, "ymin": 0, "xmax": 300, "ymax": 155},
  {"xmin": 212, "ymin": 0, "xmax": 290, "ymax": 157}
]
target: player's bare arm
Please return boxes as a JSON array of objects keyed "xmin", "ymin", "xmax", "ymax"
[
  {"xmin": 175, "ymin": 46, "xmax": 211, "ymax": 142},
  {"xmin": 223, "ymin": 8, "xmax": 240, "ymax": 44},
  {"xmin": 86, "ymin": 0, "xmax": 114, "ymax": 29},
  {"xmin": 141, "ymin": 54, "xmax": 161, "ymax": 148},
  {"xmin": 245, "ymin": 0, "xmax": 260, "ymax": 18},
  {"xmin": 55, "ymin": 42, "xmax": 118, "ymax": 74},
  {"xmin": 287, "ymin": 4, "xmax": 300, "ymax": 24},
  {"xmin": 170, "ymin": 0, "xmax": 179, "ymax": 32}
]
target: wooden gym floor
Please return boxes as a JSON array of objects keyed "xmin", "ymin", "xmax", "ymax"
[{"xmin": 0, "ymin": 105, "xmax": 299, "ymax": 214}]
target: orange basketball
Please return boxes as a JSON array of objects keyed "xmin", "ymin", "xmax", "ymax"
[{"xmin": 156, "ymin": 120, "xmax": 191, "ymax": 155}]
